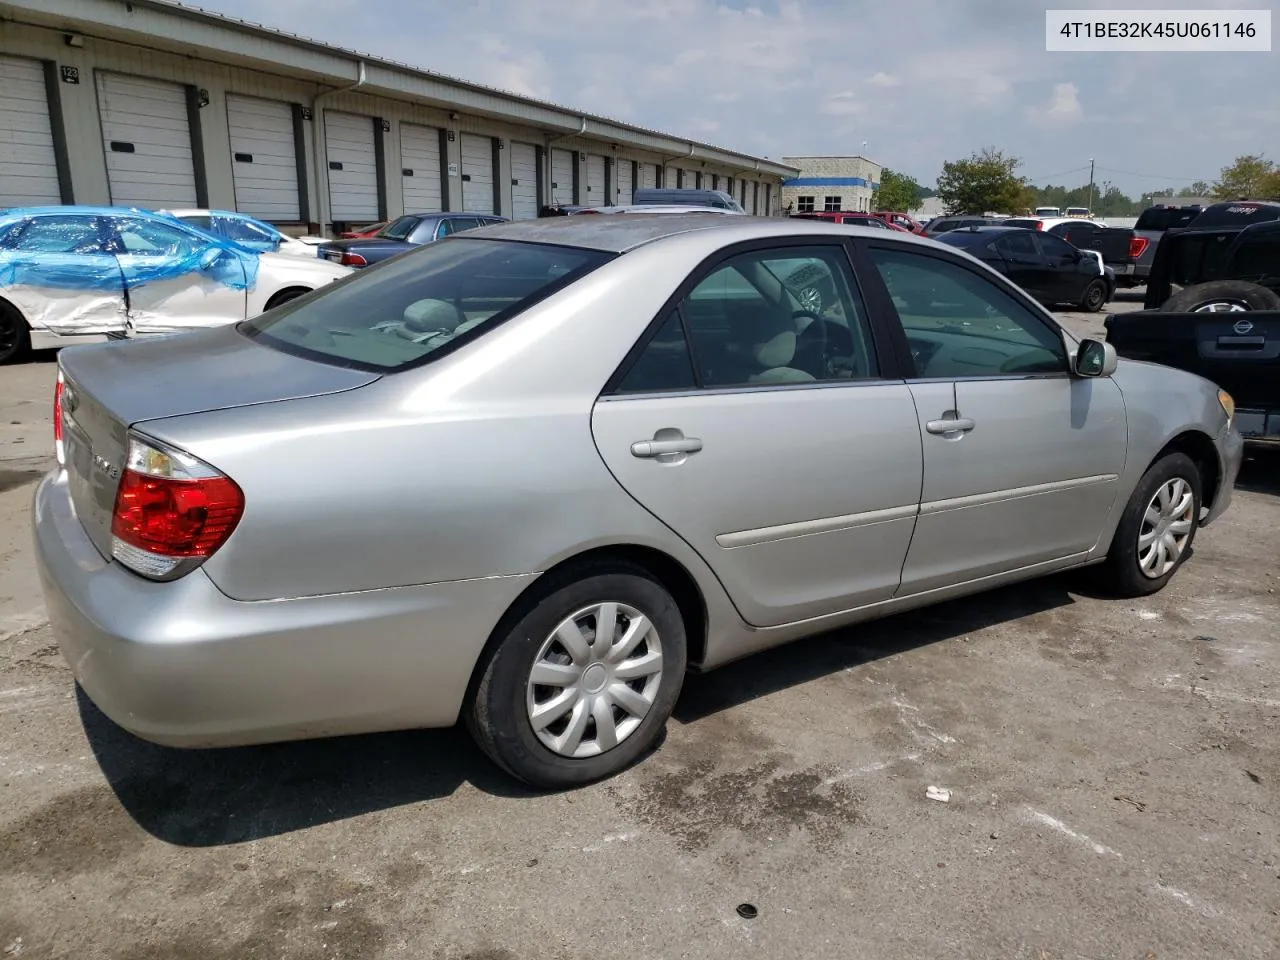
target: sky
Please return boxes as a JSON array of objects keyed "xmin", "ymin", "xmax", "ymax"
[{"xmin": 191, "ymin": 0, "xmax": 1279, "ymax": 196}]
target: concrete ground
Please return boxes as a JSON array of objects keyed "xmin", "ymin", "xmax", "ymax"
[{"xmin": 2, "ymin": 294, "xmax": 1278, "ymax": 959}]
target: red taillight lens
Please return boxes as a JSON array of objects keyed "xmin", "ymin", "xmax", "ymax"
[
  {"xmin": 53, "ymin": 372, "xmax": 64, "ymax": 465},
  {"xmin": 340, "ymin": 251, "xmax": 367, "ymax": 266},
  {"xmin": 1035, "ymin": 221, "xmax": 1044, "ymax": 230},
  {"xmin": 112, "ymin": 472, "xmax": 243, "ymax": 557},
  {"xmin": 110, "ymin": 436, "xmax": 244, "ymax": 579},
  {"xmin": 1128, "ymin": 236, "xmax": 1149, "ymax": 259}
]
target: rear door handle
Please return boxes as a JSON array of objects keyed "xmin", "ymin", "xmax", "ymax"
[
  {"xmin": 631, "ymin": 437, "xmax": 703, "ymax": 458},
  {"xmin": 925, "ymin": 417, "xmax": 975, "ymax": 435}
]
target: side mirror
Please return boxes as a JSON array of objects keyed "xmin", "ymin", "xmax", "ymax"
[
  {"xmin": 1075, "ymin": 338, "xmax": 1117, "ymax": 378},
  {"xmin": 198, "ymin": 247, "xmax": 222, "ymax": 270}
]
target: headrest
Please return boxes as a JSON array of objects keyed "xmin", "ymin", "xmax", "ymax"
[{"xmin": 403, "ymin": 298, "xmax": 464, "ymax": 334}]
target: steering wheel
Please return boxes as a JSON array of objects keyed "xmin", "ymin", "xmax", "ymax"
[{"xmin": 793, "ymin": 313, "xmax": 855, "ymax": 378}]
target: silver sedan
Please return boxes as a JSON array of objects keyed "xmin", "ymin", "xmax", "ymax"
[{"xmin": 34, "ymin": 215, "xmax": 1244, "ymax": 788}]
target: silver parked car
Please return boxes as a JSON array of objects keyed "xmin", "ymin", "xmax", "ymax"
[{"xmin": 35, "ymin": 216, "xmax": 1243, "ymax": 788}]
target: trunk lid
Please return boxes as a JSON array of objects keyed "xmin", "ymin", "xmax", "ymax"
[{"xmin": 58, "ymin": 325, "xmax": 379, "ymax": 558}]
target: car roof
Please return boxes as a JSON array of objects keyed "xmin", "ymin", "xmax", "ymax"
[
  {"xmin": 0, "ymin": 204, "xmax": 154, "ymax": 220},
  {"xmin": 472, "ymin": 214, "xmax": 937, "ymax": 253}
]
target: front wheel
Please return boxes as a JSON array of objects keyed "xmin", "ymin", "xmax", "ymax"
[
  {"xmin": 1099, "ymin": 452, "xmax": 1202, "ymax": 597},
  {"xmin": 467, "ymin": 563, "xmax": 687, "ymax": 788},
  {"xmin": 1080, "ymin": 279, "xmax": 1108, "ymax": 312}
]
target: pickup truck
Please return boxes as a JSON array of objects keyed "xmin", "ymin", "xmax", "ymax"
[
  {"xmin": 1129, "ymin": 204, "xmax": 1203, "ymax": 288},
  {"xmin": 1105, "ymin": 201, "xmax": 1280, "ymax": 443}
]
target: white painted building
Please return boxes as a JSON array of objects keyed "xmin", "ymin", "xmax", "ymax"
[{"xmin": 0, "ymin": 0, "xmax": 797, "ymax": 232}]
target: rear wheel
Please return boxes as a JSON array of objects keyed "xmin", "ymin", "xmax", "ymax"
[
  {"xmin": 0, "ymin": 301, "xmax": 31, "ymax": 365},
  {"xmin": 1099, "ymin": 452, "xmax": 1201, "ymax": 597},
  {"xmin": 1080, "ymin": 279, "xmax": 1108, "ymax": 312},
  {"xmin": 467, "ymin": 562, "xmax": 687, "ymax": 788}
]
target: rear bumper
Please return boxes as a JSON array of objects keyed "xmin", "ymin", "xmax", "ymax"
[
  {"xmin": 33, "ymin": 470, "xmax": 533, "ymax": 748},
  {"xmin": 1235, "ymin": 407, "xmax": 1280, "ymax": 442}
]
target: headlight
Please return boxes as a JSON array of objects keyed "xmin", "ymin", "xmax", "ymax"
[{"xmin": 1218, "ymin": 389, "xmax": 1235, "ymax": 427}]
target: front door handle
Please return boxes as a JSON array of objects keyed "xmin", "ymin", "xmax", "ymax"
[
  {"xmin": 631, "ymin": 437, "xmax": 703, "ymax": 458},
  {"xmin": 925, "ymin": 417, "xmax": 975, "ymax": 435}
]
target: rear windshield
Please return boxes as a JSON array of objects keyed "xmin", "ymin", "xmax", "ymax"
[
  {"xmin": 1186, "ymin": 203, "xmax": 1280, "ymax": 230},
  {"xmin": 240, "ymin": 237, "xmax": 613, "ymax": 372},
  {"xmin": 1134, "ymin": 208, "xmax": 1200, "ymax": 231},
  {"xmin": 1002, "ymin": 219, "xmax": 1040, "ymax": 229},
  {"xmin": 376, "ymin": 216, "xmax": 422, "ymax": 240}
]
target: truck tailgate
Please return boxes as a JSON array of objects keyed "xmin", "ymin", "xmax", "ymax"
[{"xmin": 1104, "ymin": 309, "xmax": 1280, "ymax": 409}]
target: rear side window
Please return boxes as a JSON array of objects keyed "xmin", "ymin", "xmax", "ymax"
[
  {"xmin": 994, "ymin": 232, "xmax": 1037, "ymax": 258},
  {"xmin": 11, "ymin": 216, "xmax": 104, "ymax": 254},
  {"xmin": 1228, "ymin": 232, "xmax": 1280, "ymax": 285},
  {"xmin": 241, "ymin": 238, "xmax": 612, "ymax": 372}
]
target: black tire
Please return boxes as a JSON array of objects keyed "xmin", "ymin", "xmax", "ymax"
[
  {"xmin": 1080, "ymin": 279, "xmax": 1108, "ymax": 312},
  {"xmin": 265, "ymin": 287, "xmax": 310, "ymax": 310},
  {"xmin": 1161, "ymin": 280, "xmax": 1280, "ymax": 313},
  {"xmin": 467, "ymin": 561, "xmax": 687, "ymax": 789},
  {"xmin": 0, "ymin": 300, "xmax": 31, "ymax": 365},
  {"xmin": 1099, "ymin": 452, "xmax": 1202, "ymax": 598}
]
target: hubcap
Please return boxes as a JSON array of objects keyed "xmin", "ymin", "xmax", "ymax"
[
  {"xmin": 1137, "ymin": 477, "xmax": 1195, "ymax": 579},
  {"xmin": 1193, "ymin": 301, "xmax": 1248, "ymax": 313},
  {"xmin": 526, "ymin": 602, "xmax": 664, "ymax": 759}
]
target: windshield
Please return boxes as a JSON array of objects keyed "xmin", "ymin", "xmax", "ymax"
[
  {"xmin": 376, "ymin": 216, "xmax": 422, "ymax": 240},
  {"xmin": 240, "ymin": 237, "xmax": 614, "ymax": 372}
]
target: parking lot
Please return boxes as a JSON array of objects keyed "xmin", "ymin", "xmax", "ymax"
[{"xmin": 1, "ymin": 292, "xmax": 1278, "ymax": 960}]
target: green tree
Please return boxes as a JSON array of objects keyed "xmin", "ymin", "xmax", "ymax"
[
  {"xmin": 936, "ymin": 148, "xmax": 1032, "ymax": 215},
  {"xmin": 1178, "ymin": 181, "xmax": 1211, "ymax": 197},
  {"xmin": 871, "ymin": 168, "xmax": 921, "ymax": 212},
  {"xmin": 1212, "ymin": 155, "xmax": 1276, "ymax": 199}
]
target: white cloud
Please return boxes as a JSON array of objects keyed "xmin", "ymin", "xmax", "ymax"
[
  {"xmin": 866, "ymin": 71, "xmax": 900, "ymax": 88},
  {"xmin": 820, "ymin": 91, "xmax": 866, "ymax": 117},
  {"xmin": 1028, "ymin": 82, "xmax": 1083, "ymax": 124}
]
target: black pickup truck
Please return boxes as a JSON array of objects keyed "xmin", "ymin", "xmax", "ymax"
[{"xmin": 1105, "ymin": 201, "xmax": 1280, "ymax": 442}]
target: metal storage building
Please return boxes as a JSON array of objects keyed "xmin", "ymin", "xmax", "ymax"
[{"xmin": 0, "ymin": 0, "xmax": 797, "ymax": 232}]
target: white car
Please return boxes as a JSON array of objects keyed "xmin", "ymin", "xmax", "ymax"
[
  {"xmin": 160, "ymin": 209, "xmax": 324, "ymax": 258},
  {"xmin": 0, "ymin": 206, "xmax": 352, "ymax": 362}
]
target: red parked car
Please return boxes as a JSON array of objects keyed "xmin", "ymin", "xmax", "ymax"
[
  {"xmin": 867, "ymin": 211, "xmax": 926, "ymax": 234},
  {"xmin": 790, "ymin": 211, "xmax": 911, "ymax": 232}
]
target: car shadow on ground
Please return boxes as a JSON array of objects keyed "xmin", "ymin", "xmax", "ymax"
[{"xmin": 81, "ymin": 573, "xmax": 1087, "ymax": 847}]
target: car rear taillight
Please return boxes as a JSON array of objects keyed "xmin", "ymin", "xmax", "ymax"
[
  {"xmin": 110, "ymin": 435, "xmax": 244, "ymax": 580},
  {"xmin": 1128, "ymin": 236, "xmax": 1149, "ymax": 259},
  {"xmin": 53, "ymin": 371, "xmax": 65, "ymax": 466},
  {"xmin": 340, "ymin": 252, "xmax": 368, "ymax": 266}
]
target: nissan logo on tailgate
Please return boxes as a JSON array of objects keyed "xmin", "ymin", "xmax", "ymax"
[{"xmin": 1233, "ymin": 319, "xmax": 1255, "ymax": 335}]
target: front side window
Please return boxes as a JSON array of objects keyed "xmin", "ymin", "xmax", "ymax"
[
  {"xmin": 1037, "ymin": 233, "xmax": 1079, "ymax": 263},
  {"xmin": 796, "ymin": 196, "xmax": 816, "ymax": 213},
  {"xmin": 869, "ymin": 247, "xmax": 1067, "ymax": 379},
  {"xmin": 113, "ymin": 218, "xmax": 205, "ymax": 258},
  {"xmin": 616, "ymin": 245, "xmax": 879, "ymax": 392},
  {"xmin": 242, "ymin": 238, "xmax": 612, "ymax": 372},
  {"xmin": 11, "ymin": 216, "xmax": 103, "ymax": 254},
  {"xmin": 824, "ymin": 196, "xmax": 841, "ymax": 212}
]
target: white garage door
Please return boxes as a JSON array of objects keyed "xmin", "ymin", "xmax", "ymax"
[
  {"xmin": 96, "ymin": 72, "xmax": 196, "ymax": 209},
  {"xmin": 510, "ymin": 141, "xmax": 539, "ymax": 220},
  {"xmin": 640, "ymin": 163, "xmax": 658, "ymax": 190},
  {"xmin": 226, "ymin": 94, "xmax": 299, "ymax": 221},
  {"xmin": 616, "ymin": 160, "xmax": 633, "ymax": 206},
  {"xmin": 400, "ymin": 122, "xmax": 442, "ymax": 213},
  {"xmin": 460, "ymin": 134, "xmax": 494, "ymax": 214},
  {"xmin": 324, "ymin": 110, "xmax": 378, "ymax": 222},
  {"xmin": 550, "ymin": 148, "xmax": 575, "ymax": 205},
  {"xmin": 0, "ymin": 56, "xmax": 61, "ymax": 208},
  {"xmin": 584, "ymin": 154, "xmax": 606, "ymax": 207}
]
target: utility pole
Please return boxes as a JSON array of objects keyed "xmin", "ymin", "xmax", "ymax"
[{"xmin": 1087, "ymin": 158, "xmax": 1095, "ymax": 212}]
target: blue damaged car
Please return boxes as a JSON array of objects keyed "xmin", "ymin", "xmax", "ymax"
[{"xmin": 0, "ymin": 206, "xmax": 351, "ymax": 363}]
